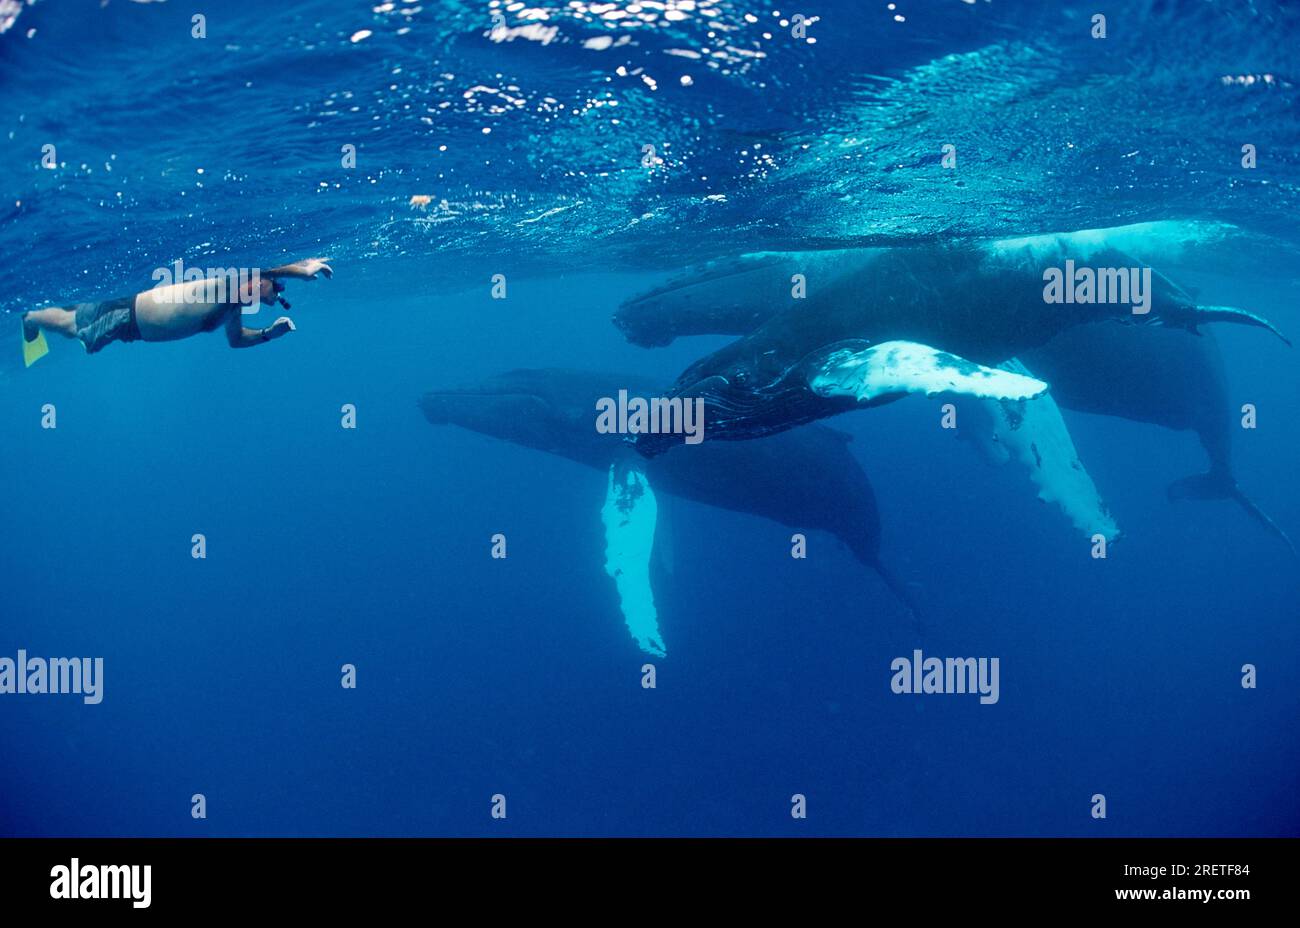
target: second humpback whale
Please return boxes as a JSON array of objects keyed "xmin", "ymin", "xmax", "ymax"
[
  {"xmin": 419, "ymin": 368, "xmax": 921, "ymax": 655},
  {"xmin": 625, "ymin": 239, "xmax": 1288, "ymax": 458}
]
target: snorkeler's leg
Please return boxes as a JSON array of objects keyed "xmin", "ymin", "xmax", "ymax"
[{"xmin": 23, "ymin": 307, "xmax": 78, "ymax": 340}]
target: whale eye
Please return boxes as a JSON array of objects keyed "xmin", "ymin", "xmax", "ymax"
[{"xmin": 731, "ymin": 368, "xmax": 749, "ymax": 386}]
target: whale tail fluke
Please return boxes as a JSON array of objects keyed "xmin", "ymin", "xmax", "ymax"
[
  {"xmin": 1192, "ymin": 305, "xmax": 1291, "ymax": 347},
  {"xmin": 872, "ymin": 561, "xmax": 927, "ymax": 634},
  {"xmin": 1168, "ymin": 471, "xmax": 1299, "ymax": 560}
]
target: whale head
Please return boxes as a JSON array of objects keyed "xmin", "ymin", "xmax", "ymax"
[
  {"xmin": 419, "ymin": 369, "xmax": 605, "ymax": 459},
  {"xmin": 614, "ymin": 253, "xmax": 802, "ymax": 347}
]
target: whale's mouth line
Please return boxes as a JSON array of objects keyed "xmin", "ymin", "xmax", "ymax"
[
  {"xmin": 674, "ymin": 369, "xmax": 808, "ymax": 429},
  {"xmin": 617, "ymin": 253, "xmax": 791, "ymax": 309}
]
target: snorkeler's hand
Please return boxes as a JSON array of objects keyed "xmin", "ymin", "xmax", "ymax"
[
  {"xmin": 266, "ymin": 258, "xmax": 333, "ymax": 280},
  {"xmin": 298, "ymin": 258, "xmax": 332, "ymax": 279},
  {"xmin": 267, "ymin": 317, "xmax": 296, "ymax": 339}
]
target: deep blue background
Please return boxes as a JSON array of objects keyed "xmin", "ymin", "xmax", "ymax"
[{"xmin": 1, "ymin": 0, "xmax": 1297, "ymax": 836}]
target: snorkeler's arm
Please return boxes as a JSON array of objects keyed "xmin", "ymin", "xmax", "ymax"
[
  {"xmin": 225, "ymin": 306, "xmax": 295, "ymax": 348},
  {"xmin": 262, "ymin": 258, "xmax": 333, "ymax": 280}
]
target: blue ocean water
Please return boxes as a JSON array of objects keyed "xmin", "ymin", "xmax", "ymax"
[{"xmin": 1, "ymin": 0, "xmax": 1297, "ymax": 836}]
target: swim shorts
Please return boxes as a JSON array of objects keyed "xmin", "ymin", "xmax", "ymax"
[{"xmin": 74, "ymin": 296, "xmax": 140, "ymax": 354}]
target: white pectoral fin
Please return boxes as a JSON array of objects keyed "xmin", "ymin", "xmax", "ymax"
[
  {"xmin": 985, "ymin": 360, "xmax": 1120, "ymax": 541},
  {"xmin": 954, "ymin": 399, "xmax": 1012, "ymax": 466},
  {"xmin": 808, "ymin": 340, "xmax": 1048, "ymax": 403},
  {"xmin": 601, "ymin": 461, "xmax": 666, "ymax": 658}
]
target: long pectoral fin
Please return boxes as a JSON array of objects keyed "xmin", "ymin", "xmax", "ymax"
[
  {"xmin": 808, "ymin": 340, "xmax": 1049, "ymax": 403},
  {"xmin": 601, "ymin": 460, "xmax": 667, "ymax": 658},
  {"xmin": 983, "ymin": 360, "xmax": 1120, "ymax": 541}
]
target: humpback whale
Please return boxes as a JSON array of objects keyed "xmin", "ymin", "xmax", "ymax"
[
  {"xmin": 614, "ymin": 229, "xmax": 1294, "ymax": 553},
  {"xmin": 614, "ymin": 222, "xmax": 1294, "ymax": 349},
  {"xmin": 628, "ymin": 240, "xmax": 1288, "ymax": 458},
  {"xmin": 419, "ymin": 368, "xmax": 921, "ymax": 654}
]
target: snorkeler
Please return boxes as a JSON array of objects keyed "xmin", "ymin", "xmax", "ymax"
[{"xmin": 19, "ymin": 257, "xmax": 332, "ymax": 367}]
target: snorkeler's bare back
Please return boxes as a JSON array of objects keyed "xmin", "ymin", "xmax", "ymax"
[{"xmin": 133, "ymin": 279, "xmax": 237, "ymax": 342}]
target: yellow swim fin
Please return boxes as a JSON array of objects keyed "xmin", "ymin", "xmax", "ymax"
[{"xmin": 22, "ymin": 327, "xmax": 49, "ymax": 368}]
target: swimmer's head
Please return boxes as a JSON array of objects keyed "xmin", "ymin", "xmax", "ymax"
[
  {"xmin": 269, "ymin": 277, "xmax": 290, "ymax": 309},
  {"xmin": 251, "ymin": 276, "xmax": 290, "ymax": 309}
]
